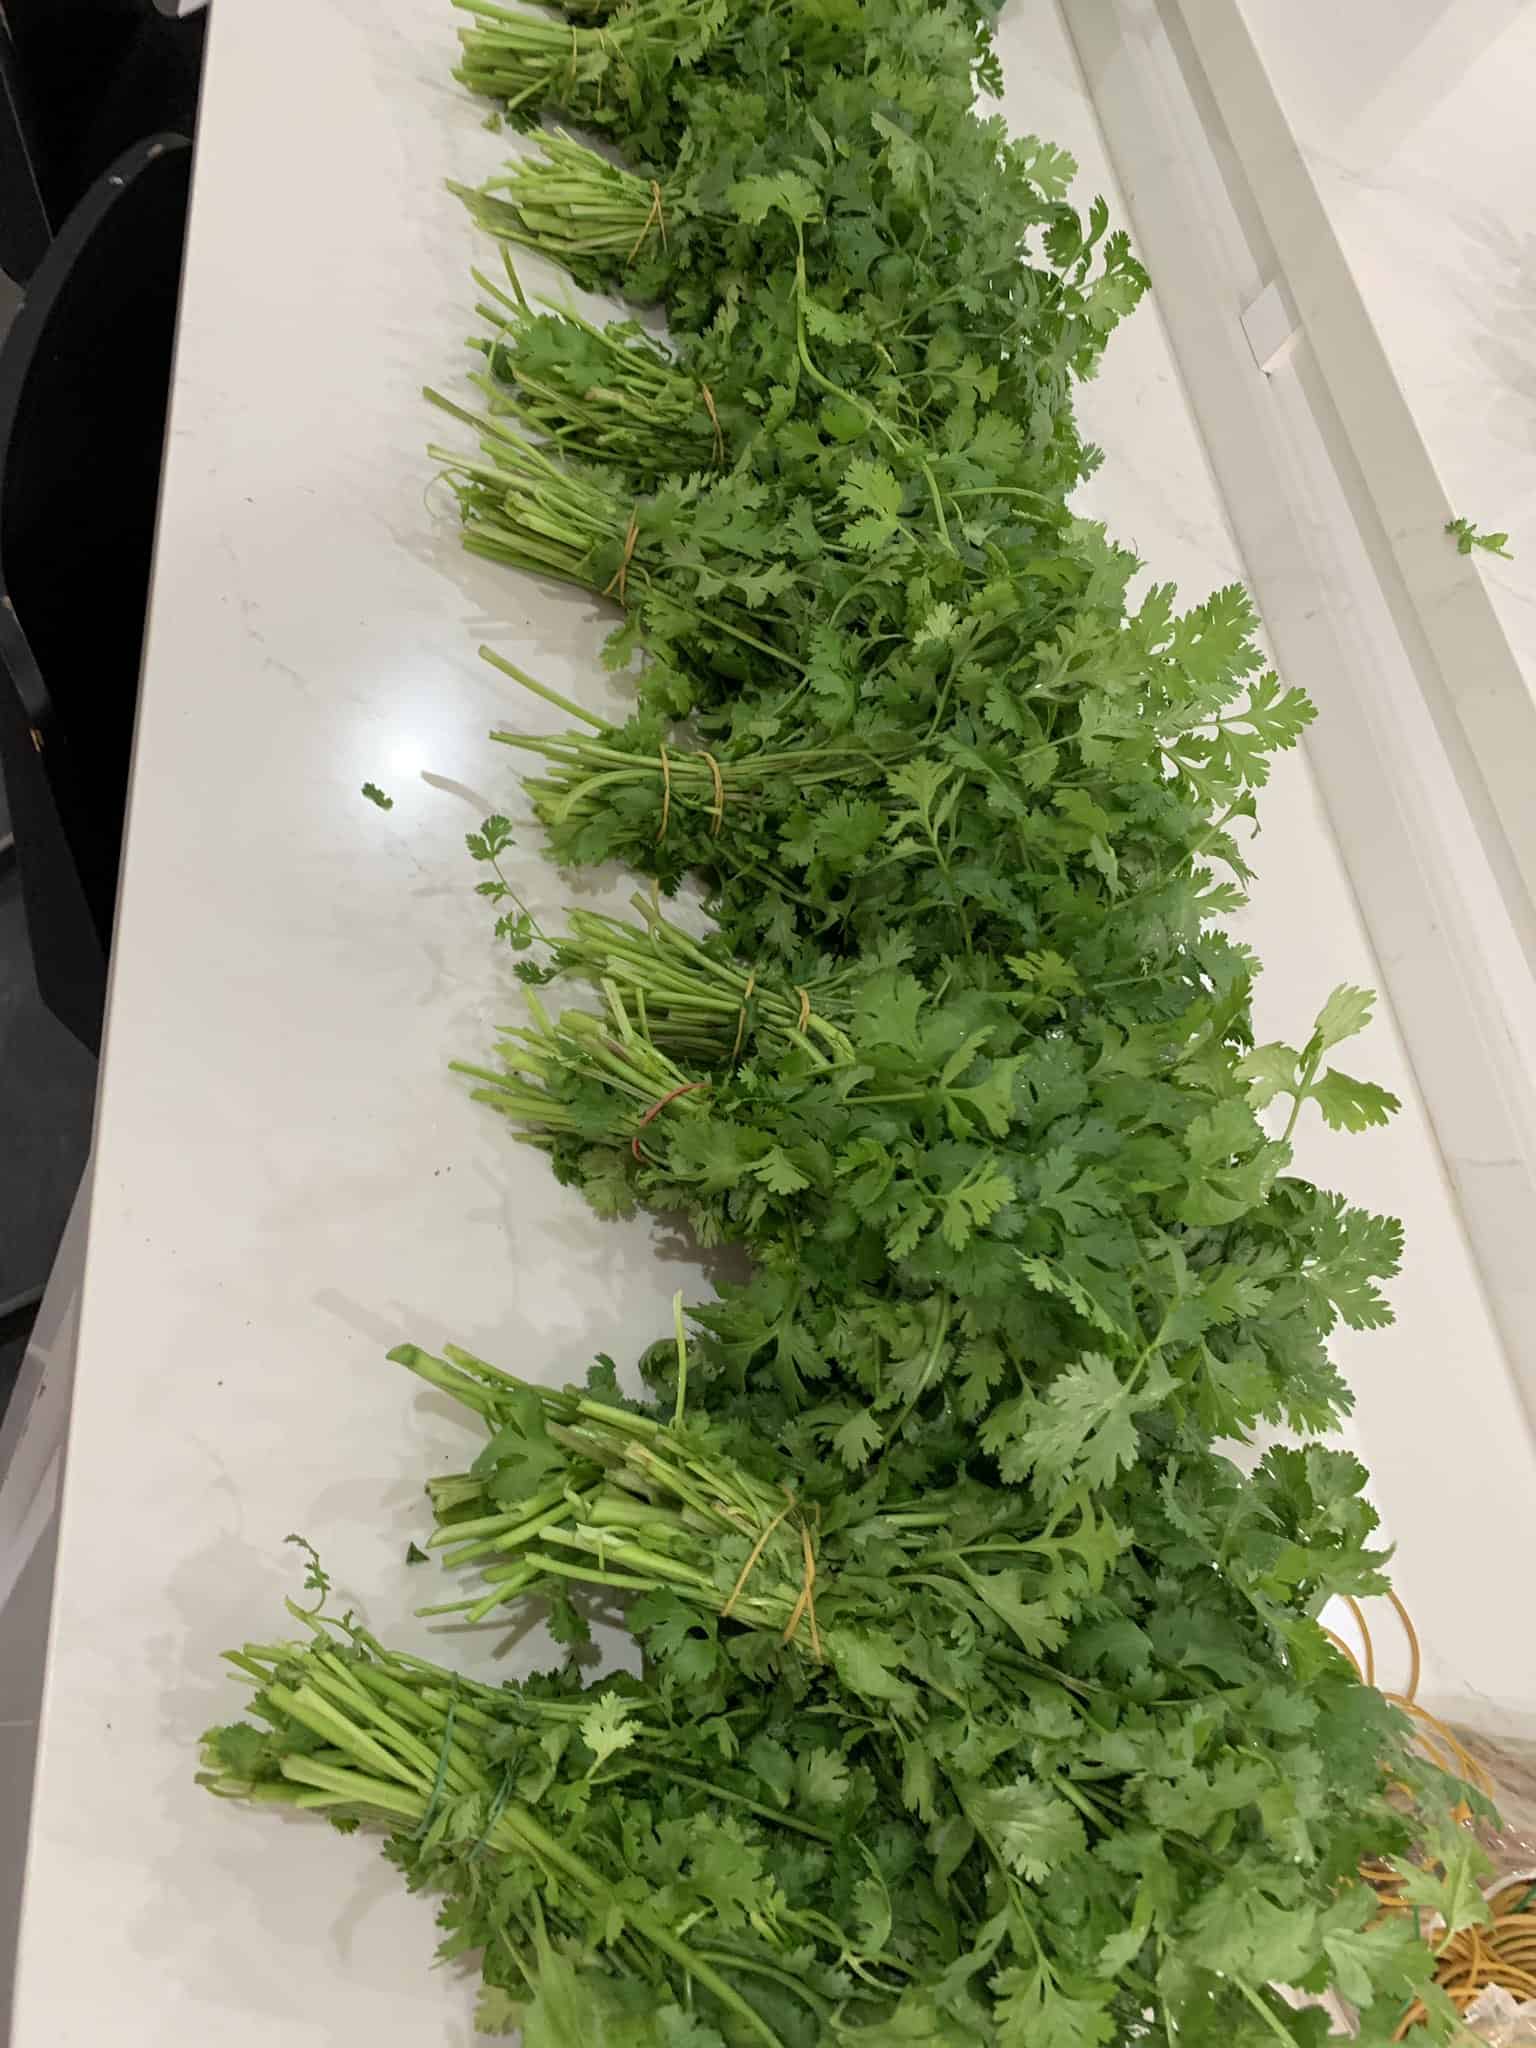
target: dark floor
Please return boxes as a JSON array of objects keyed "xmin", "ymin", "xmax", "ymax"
[
  {"xmin": 0, "ymin": 758, "xmax": 96, "ymax": 1423},
  {"xmin": 0, "ymin": 255, "xmax": 95, "ymax": 1424}
]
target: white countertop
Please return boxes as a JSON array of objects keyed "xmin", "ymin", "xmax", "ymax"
[{"xmin": 8, "ymin": 1, "xmax": 1530, "ymax": 2041}]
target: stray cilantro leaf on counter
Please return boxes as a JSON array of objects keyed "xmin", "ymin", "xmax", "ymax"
[
  {"xmin": 1446, "ymin": 514, "xmax": 1513, "ymax": 558},
  {"xmin": 361, "ymin": 781, "xmax": 394, "ymax": 810}
]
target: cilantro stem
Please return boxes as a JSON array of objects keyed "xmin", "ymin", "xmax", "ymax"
[
  {"xmin": 642, "ymin": 1767, "xmax": 836, "ymax": 1843},
  {"xmin": 478, "ymin": 644, "xmax": 609, "ymax": 729},
  {"xmin": 644, "ymin": 592, "xmax": 809, "ymax": 674},
  {"xmin": 878, "ymin": 1300, "xmax": 952, "ymax": 1450},
  {"xmin": 1280, "ymin": 1042, "xmax": 1322, "ymax": 1146},
  {"xmin": 441, "ymin": 1495, "xmax": 583, "ymax": 1569},
  {"xmin": 694, "ymin": 1948, "xmax": 833, "ymax": 2018},
  {"xmin": 1233, "ymin": 1979, "xmax": 1301, "ymax": 2046},
  {"xmin": 671, "ymin": 1290, "xmax": 689, "ymax": 1424},
  {"xmin": 791, "ymin": 226, "xmax": 955, "ymax": 554},
  {"xmin": 502, "ymin": 1803, "xmax": 792, "ymax": 2047}
]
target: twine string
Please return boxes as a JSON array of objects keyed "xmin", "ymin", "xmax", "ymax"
[
  {"xmin": 702, "ymin": 750, "xmax": 724, "ymax": 835},
  {"xmin": 700, "ymin": 382, "xmax": 725, "ymax": 464},
  {"xmin": 730, "ymin": 972, "xmax": 757, "ymax": 1063},
  {"xmin": 412, "ymin": 1695, "xmax": 460, "ymax": 1841},
  {"xmin": 631, "ymin": 1078, "xmax": 707, "ymax": 1159},
  {"xmin": 471, "ymin": 1767, "xmax": 514, "ymax": 1858},
  {"xmin": 627, "ymin": 179, "xmax": 667, "ymax": 263},
  {"xmin": 721, "ymin": 1496, "xmax": 794, "ymax": 1619},
  {"xmin": 719, "ymin": 1489, "xmax": 823, "ymax": 1662},
  {"xmin": 602, "ymin": 510, "xmax": 640, "ymax": 604},
  {"xmin": 779, "ymin": 1508, "xmax": 823, "ymax": 1661}
]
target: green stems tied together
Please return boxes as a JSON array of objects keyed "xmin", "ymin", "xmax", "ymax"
[
  {"xmin": 201, "ymin": 1615, "xmax": 854, "ymax": 2048},
  {"xmin": 471, "ymin": 260, "xmax": 724, "ymax": 478},
  {"xmin": 450, "ymin": 132, "xmax": 673, "ymax": 291},
  {"xmin": 452, "ymin": 892, "xmax": 852, "ymax": 1140},
  {"xmin": 427, "ymin": 383, "xmax": 633, "ymax": 582},
  {"xmin": 453, "ymin": 0, "xmax": 729, "ymax": 133}
]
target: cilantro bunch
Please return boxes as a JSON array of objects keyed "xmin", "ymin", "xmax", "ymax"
[
  {"xmin": 379, "ymin": 1340, "xmax": 1453, "ymax": 2045},
  {"xmin": 205, "ymin": 0, "xmax": 1490, "ymax": 2039},
  {"xmin": 203, "ymin": 1607, "xmax": 902, "ymax": 2048}
]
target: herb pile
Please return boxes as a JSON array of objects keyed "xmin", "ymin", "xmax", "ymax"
[{"xmin": 201, "ymin": 0, "xmax": 1488, "ymax": 2040}]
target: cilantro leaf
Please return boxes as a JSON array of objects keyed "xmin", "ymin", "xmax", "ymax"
[
  {"xmin": 967, "ymin": 1780, "xmax": 1085, "ymax": 1881},
  {"xmin": 1311, "ymin": 984, "xmax": 1377, "ymax": 1053},
  {"xmin": 1310, "ymin": 1067, "xmax": 1400, "ymax": 1132},
  {"xmin": 992, "ymin": 1967, "xmax": 1113, "ymax": 2048},
  {"xmin": 1389, "ymin": 1822, "xmax": 1492, "ymax": 1941},
  {"xmin": 1322, "ymin": 1913, "xmax": 1429, "ymax": 2008},
  {"xmin": 579, "ymin": 1693, "xmax": 640, "ymax": 1771}
]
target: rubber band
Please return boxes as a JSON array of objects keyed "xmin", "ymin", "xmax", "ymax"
[
  {"xmin": 700, "ymin": 382, "xmax": 724, "ymax": 464},
  {"xmin": 720, "ymin": 1496, "xmax": 795, "ymax": 1619},
  {"xmin": 777, "ymin": 1519, "xmax": 820, "ymax": 1661},
  {"xmin": 656, "ymin": 744, "xmax": 672, "ymax": 842},
  {"xmin": 631, "ymin": 1078, "xmax": 707, "ymax": 1159},
  {"xmin": 602, "ymin": 510, "xmax": 639, "ymax": 604},
  {"xmin": 471, "ymin": 1767, "xmax": 513, "ymax": 1858},
  {"xmin": 627, "ymin": 179, "xmax": 667, "ymax": 263},
  {"xmin": 730, "ymin": 972, "xmax": 757, "ymax": 1063},
  {"xmin": 716, "ymin": 1490, "xmax": 824, "ymax": 1662},
  {"xmin": 796, "ymin": 987, "xmax": 811, "ymax": 1034},
  {"xmin": 411, "ymin": 1695, "xmax": 460, "ymax": 1840},
  {"xmin": 701, "ymin": 751, "xmax": 724, "ymax": 835},
  {"xmin": 778, "ymin": 1509, "xmax": 823, "ymax": 1661}
]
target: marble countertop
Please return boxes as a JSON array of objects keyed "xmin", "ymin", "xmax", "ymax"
[{"xmin": 7, "ymin": 1, "xmax": 1526, "ymax": 2040}]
